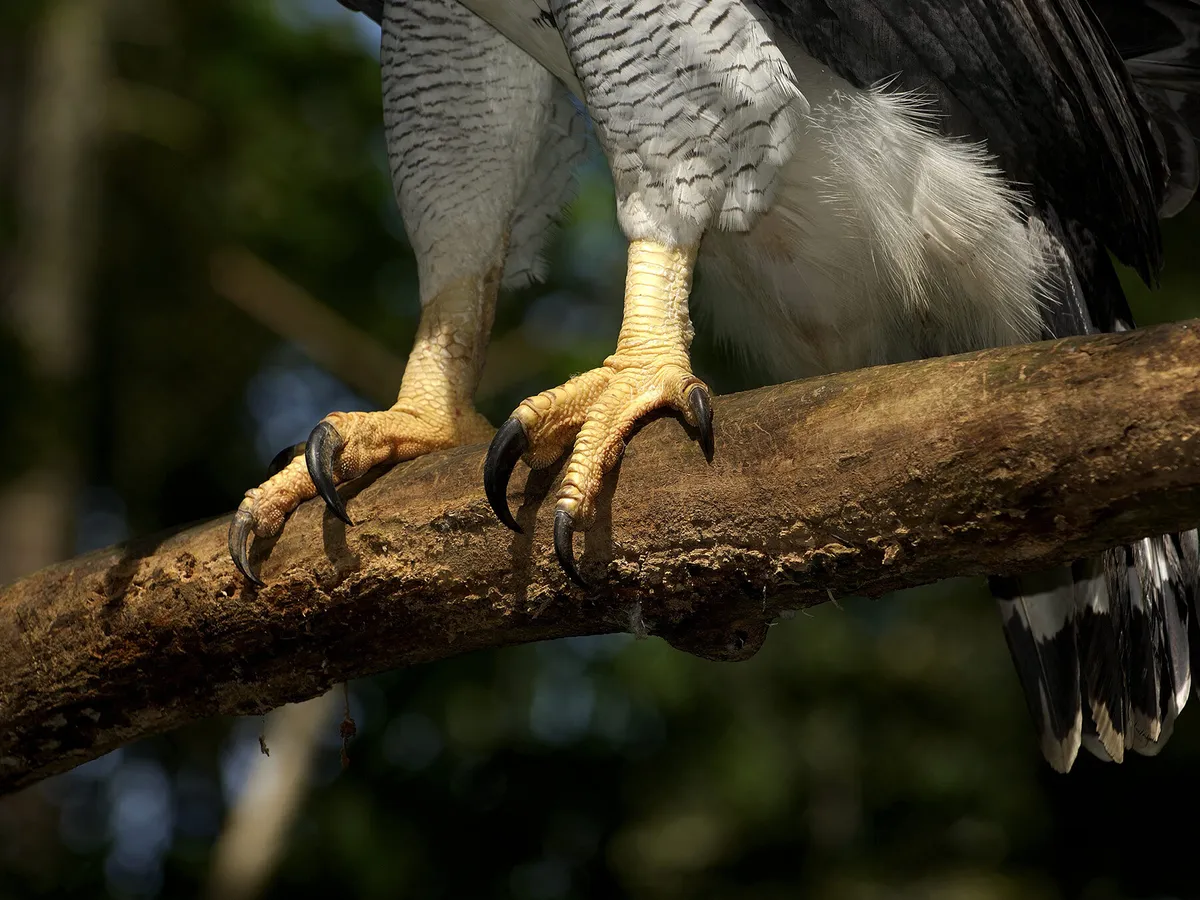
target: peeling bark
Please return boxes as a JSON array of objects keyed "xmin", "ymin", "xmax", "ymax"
[{"xmin": 3, "ymin": 322, "xmax": 1200, "ymax": 794}]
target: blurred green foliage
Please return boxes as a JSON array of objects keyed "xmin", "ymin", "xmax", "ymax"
[{"xmin": 1, "ymin": 1, "xmax": 1199, "ymax": 898}]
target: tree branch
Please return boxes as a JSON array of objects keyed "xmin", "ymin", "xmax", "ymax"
[{"xmin": 4, "ymin": 322, "xmax": 1200, "ymax": 794}]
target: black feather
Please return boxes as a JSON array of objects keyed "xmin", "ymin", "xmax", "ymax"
[
  {"xmin": 1143, "ymin": 538, "xmax": 1191, "ymax": 744},
  {"xmin": 758, "ymin": 0, "xmax": 1166, "ymax": 280},
  {"xmin": 1075, "ymin": 557, "xmax": 1129, "ymax": 762},
  {"xmin": 1136, "ymin": 86, "xmax": 1198, "ymax": 216},
  {"xmin": 1095, "ymin": 0, "xmax": 1200, "ymax": 88},
  {"xmin": 338, "ymin": 0, "xmax": 383, "ymax": 25},
  {"xmin": 991, "ymin": 571, "xmax": 1082, "ymax": 772},
  {"xmin": 1115, "ymin": 543, "xmax": 1166, "ymax": 748},
  {"xmin": 1094, "ymin": 0, "xmax": 1200, "ymax": 214}
]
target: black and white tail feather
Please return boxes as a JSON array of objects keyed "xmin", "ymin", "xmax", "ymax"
[
  {"xmin": 994, "ymin": 537, "xmax": 1196, "ymax": 772},
  {"xmin": 996, "ymin": 0, "xmax": 1200, "ymax": 772}
]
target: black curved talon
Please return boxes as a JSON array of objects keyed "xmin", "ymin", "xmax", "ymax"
[
  {"xmin": 305, "ymin": 420, "xmax": 353, "ymax": 525},
  {"xmin": 267, "ymin": 442, "xmax": 307, "ymax": 478},
  {"xmin": 554, "ymin": 508, "xmax": 588, "ymax": 588},
  {"xmin": 484, "ymin": 417, "xmax": 530, "ymax": 532},
  {"xmin": 688, "ymin": 386, "xmax": 714, "ymax": 461},
  {"xmin": 228, "ymin": 509, "xmax": 264, "ymax": 587}
]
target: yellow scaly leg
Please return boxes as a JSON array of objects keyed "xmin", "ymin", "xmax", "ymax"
[
  {"xmin": 230, "ymin": 270, "xmax": 498, "ymax": 584},
  {"xmin": 484, "ymin": 240, "xmax": 713, "ymax": 585}
]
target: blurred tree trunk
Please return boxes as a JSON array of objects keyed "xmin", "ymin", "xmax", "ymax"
[
  {"xmin": 206, "ymin": 692, "xmax": 340, "ymax": 900},
  {"xmin": 0, "ymin": 0, "xmax": 107, "ymax": 880},
  {"xmin": 0, "ymin": 0, "xmax": 107, "ymax": 584}
]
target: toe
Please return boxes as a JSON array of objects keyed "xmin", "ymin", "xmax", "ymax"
[
  {"xmin": 484, "ymin": 417, "xmax": 530, "ymax": 532},
  {"xmin": 306, "ymin": 420, "xmax": 353, "ymax": 525},
  {"xmin": 555, "ymin": 368, "xmax": 712, "ymax": 530},
  {"xmin": 267, "ymin": 442, "xmax": 307, "ymax": 478},
  {"xmin": 553, "ymin": 508, "xmax": 588, "ymax": 588},
  {"xmin": 228, "ymin": 504, "xmax": 264, "ymax": 587},
  {"xmin": 686, "ymin": 384, "xmax": 714, "ymax": 460},
  {"xmin": 229, "ymin": 405, "xmax": 485, "ymax": 583}
]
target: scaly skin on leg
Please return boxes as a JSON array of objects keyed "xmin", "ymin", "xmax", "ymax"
[
  {"xmin": 229, "ymin": 270, "xmax": 498, "ymax": 584},
  {"xmin": 484, "ymin": 240, "xmax": 713, "ymax": 585}
]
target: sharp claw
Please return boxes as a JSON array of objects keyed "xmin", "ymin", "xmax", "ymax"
[
  {"xmin": 688, "ymin": 386, "xmax": 714, "ymax": 461},
  {"xmin": 484, "ymin": 417, "xmax": 529, "ymax": 533},
  {"xmin": 267, "ymin": 442, "xmax": 307, "ymax": 478},
  {"xmin": 554, "ymin": 508, "xmax": 588, "ymax": 588},
  {"xmin": 306, "ymin": 420, "xmax": 353, "ymax": 526},
  {"xmin": 229, "ymin": 509, "xmax": 264, "ymax": 587}
]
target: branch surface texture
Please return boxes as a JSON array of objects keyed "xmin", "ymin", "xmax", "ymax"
[{"xmin": 3, "ymin": 323, "xmax": 1200, "ymax": 794}]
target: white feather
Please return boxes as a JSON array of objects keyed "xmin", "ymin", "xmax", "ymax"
[
  {"xmin": 697, "ymin": 40, "xmax": 1050, "ymax": 379},
  {"xmin": 445, "ymin": 3, "xmax": 1051, "ymax": 377}
]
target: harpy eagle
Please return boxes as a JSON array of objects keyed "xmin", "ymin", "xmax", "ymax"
[{"xmin": 229, "ymin": 0, "xmax": 1200, "ymax": 772}]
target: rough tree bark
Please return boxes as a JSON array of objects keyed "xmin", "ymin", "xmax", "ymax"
[{"xmin": 3, "ymin": 322, "xmax": 1200, "ymax": 795}]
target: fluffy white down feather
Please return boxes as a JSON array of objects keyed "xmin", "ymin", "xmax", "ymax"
[{"xmin": 696, "ymin": 42, "xmax": 1050, "ymax": 379}]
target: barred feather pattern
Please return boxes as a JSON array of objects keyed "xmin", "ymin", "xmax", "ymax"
[
  {"xmin": 547, "ymin": 0, "xmax": 810, "ymax": 245},
  {"xmin": 381, "ymin": 0, "xmax": 583, "ymax": 303},
  {"xmin": 502, "ymin": 86, "xmax": 591, "ymax": 289}
]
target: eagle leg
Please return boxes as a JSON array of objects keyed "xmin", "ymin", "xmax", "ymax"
[
  {"xmin": 229, "ymin": 275, "xmax": 496, "ymax": 584},
  {"xmin": 484, "ymin": 240, "xmax": 712, "ymax": 585}
]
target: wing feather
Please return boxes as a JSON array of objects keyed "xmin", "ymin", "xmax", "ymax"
[{"xmin": 757, "ymin": 0, "xmax": 1166, "ymax": 280}]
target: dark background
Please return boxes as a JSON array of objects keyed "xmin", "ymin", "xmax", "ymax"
[{"xmin": 2, "ymin": 0, "xmax": 1200, "ymax": 897}]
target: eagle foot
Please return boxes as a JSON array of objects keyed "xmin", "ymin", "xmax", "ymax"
[
  {"xmin": 485, "ymin": 240, "xmax": 710, "ymax": 587},
  {"xmin": 229, "ymin": 405, "xmax": 492, "ymax": 584},
  {"xmin": 485, "ymin": 359, "xmax": 711, "ymax": 587}
]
